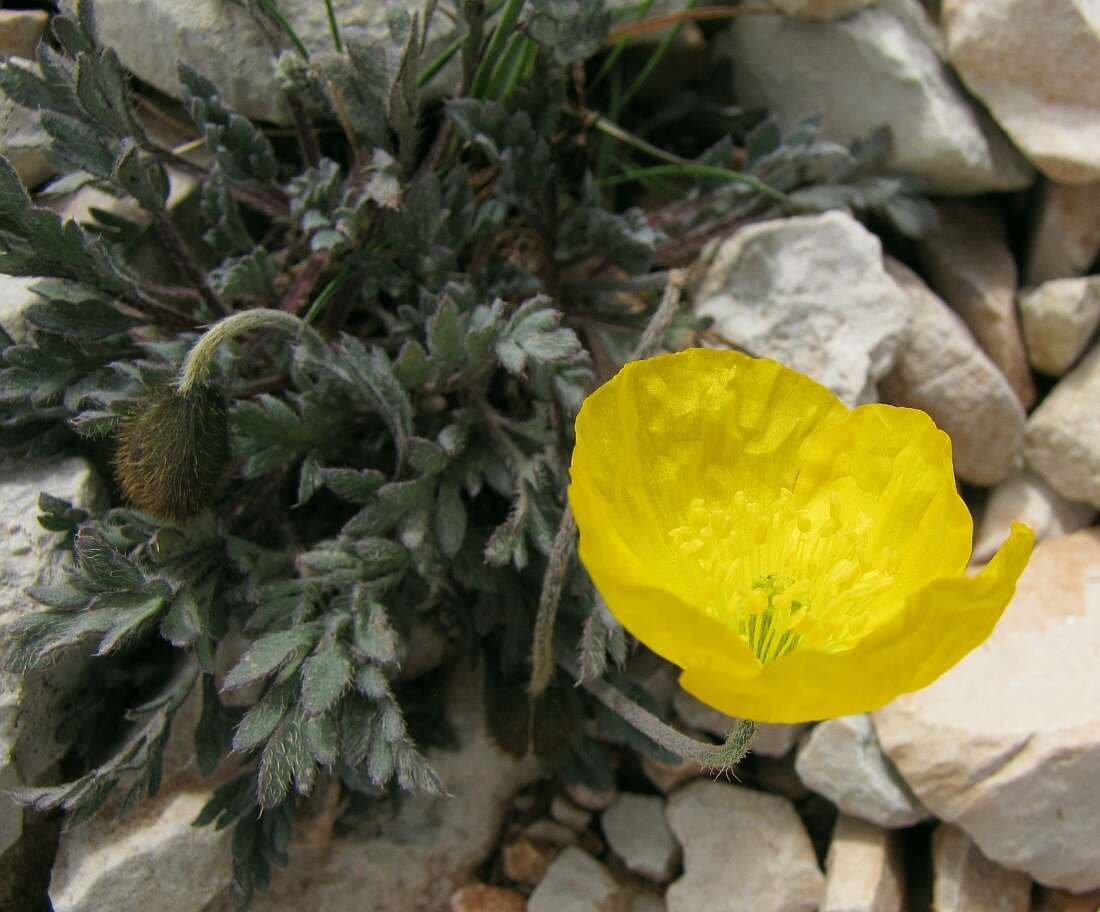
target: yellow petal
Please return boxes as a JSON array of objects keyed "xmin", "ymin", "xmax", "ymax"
[
  {"xmin": 679, "ymin": 522, "xmax": 1035, "ymax": 723},
  {"xmin": 568, "ymin": 348, "xmax": 846, "ymax": 670}
]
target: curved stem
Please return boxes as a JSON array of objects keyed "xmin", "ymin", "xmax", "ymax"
[{"xmin": 177, "ymin": 308, "xmax": 315, "ymax": 395}]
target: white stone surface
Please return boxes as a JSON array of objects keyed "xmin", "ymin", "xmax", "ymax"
[
  {"xmin": 795, "ymin": 714, "xmax": 927, "ymax": 828},
  {"xmin": 673, "ymin": 689, "xmax": 807, "ymax": 759},
  {"xmin": 1026, "ymin": 181, "xmax": 1100, "ymax": 284},
  {"xmin": 666, "ymin": 781, "xmax": 824, "ymax": 912},
  {"xmin": 1025, "ymin": 344, "xmax": 1100, "ymax": 509},
  {"xmin": 766, "ymin": 0, "xmax": 878, "ymax": 18},
  {"xmin": 879, "ymin": 258, "xmax": 1025, "ymax": 486},
  {"xmin": 49, "ymin": 790, "xmax": 233, "ymax": 912},
  {"xmin": 601, "ymin": 792, "xmax": 680, "ymax": 883},
  {"xmin": 822, "ymin": 816, "xmax": 903, "ymax": 912},
  {"xmin": 695, "ymin": 211, "xmax": 910, "ymax": 405},
  {"xmin": 973, "ymin": 471, "xmax": 1095, "ymax": 565},
  {"xmin": 875, "ymin": 530, "xmax": 1100, "ymax": 891},
  {"xmin": 0, "ymin": 60, "xmax": 54, "ymax": 189},
  {"xmin": 0, "ymin": 274, "xmax": 40, "ymax": 344},
  {"xmin": 527, "ymin": 846, "xmax": 626, "ymax": 912},
  {"xmin": 931, "ymin": 824, "xmax": 1031, "ymax": 912},
  {"xmin": 245, "ymin": 660, "xmax": 541, "ymax": 912},
  {"xmin": 0, "ymin": 10, "xmax": 48, "ymax": 60},
  {"xmin": 943, "ymin": 0, "xmax": 1100, "ymax": 184},
  {"xmin": 721, "ymin": 1, "xmax": 1032, "ymax": 194},
  {"xmin": 1019, "ymin": 276, "xmax": 1100, "ymax": 376},
  {"xmin": 916, "ymin": 200, "xmax": 1036, "ymax": 408},
  {"xmin": 0, "ymin": 457, "xmax": 104, "ymax": 856}
]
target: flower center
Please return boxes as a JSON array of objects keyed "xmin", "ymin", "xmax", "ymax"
[{"xmin": 669, "ymin": 491, "xmax": 897, "ymax": 665}]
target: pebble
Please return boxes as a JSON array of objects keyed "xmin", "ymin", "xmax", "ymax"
[
  {"xmin": 879, "ymin": 258, "xmax": 1025, "ymax": 485},
  {"xmin": 1025, "ymin": 180, "xmax": 1100, "ymax": 284},
  {"xmin": 665, "ymin": 781, "xmax": 824, "ymax": 912},
  {"xmin": 721, "ymin": 1, "xmax": 1032, "ymax": 194},
  {"xmin": 694, "ymin": 211, "xmax": 911, "ymax": 406},
  {"xmin": 502, "ymin": 836, "xmax": 558, "ymax": 885},
  {"xmin": 972, "ymin": 470, "xmax": 1095, "ymax": 564},
  {"xmin": 601, "ymin": 793, "xmax": 680, "ymax": 883},
  {"xmin": 822, "ymin": 816, "xmax": 904, "ymax": 912},
  {"xmin": 1019, "ymin": 276, "xmax": 1100, "ymax": 376},
  {"xmin": 552, "ymin": 795, "xmax": 594, "ymax": 833},
  {"xmin": 674, "ymin": 690, "xmax": 807, "ymax": 759},
  {"xmin": 943, "ymin": 0, "xmax": 1100, "ymax": 183},
  {"xmin": 450, "ymin": 884, "xmax": 526, "ymax": 912},
  {"xmin": 915, "ymin": 200, "xmax": 1036, "ymax": 408},
  {"xmin": 931, "ymin": 824, "xmax": 1031, "ymax": 912},
  {"xmin": 795, "ymin": 714, "xmax": 928, "ymax": 828},
  {"xmin": 875, "ymin": 531, "xmax": 1100, "ymax": 891},
  {"xmin": 524, "ymin": 819, "xmax": 579, "ymax": 848},
  {"xmin": 527, "ymin": 846, "xmax": 627, "ymax": 912},
  {"xmin": 565, "ymin": 781, "xmax": 619, "ymax": 812},
  {"xmin": 1025, "ymin": 343, "xmax": 1100, "ymax": 508}
]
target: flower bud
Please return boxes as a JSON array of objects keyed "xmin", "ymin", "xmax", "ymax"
[{"xmin": 114, "ymin": 384, "xmax": 230, "ymax": 523}]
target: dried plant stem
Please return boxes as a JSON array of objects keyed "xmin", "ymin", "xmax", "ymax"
[
  {"xmin": 153, "ymin": 214, "xmax": 230, "ymax": 317},
  {"xmin": 606, "ymin": 4, "xmax": 778, "ymax": 43},
  {"xmin": 559, "ymin": 647, "xmax": 756, "ymax": 773},
  {"xmin": 178, "ymin": 308, "xmax": 314, "ymax": 394},
  {"xmin": 527, "ymin": 268, "xmax": 691, "ymax": 700}
]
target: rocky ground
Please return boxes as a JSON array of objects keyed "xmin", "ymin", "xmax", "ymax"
[{"xmin": 4, "ymin": 0, "xmax": 1100, "ymax": 910}]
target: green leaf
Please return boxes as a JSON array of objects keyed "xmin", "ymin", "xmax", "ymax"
[
  {"xmin": 320, "ymin": 467, "xmax": 385, "ymax": 504},
  {"xmin": 258, "ymin": 708, "xmax": 314, "ymax": 809},
  {"xmin": 434, "ymin": 480, "xmax": 466, "ymax": 558},
  {"xmin": 425, "ymin": 296, "xmax": 464, "ymax": 380},
  {"xmin": 24, "ymin": 297, "xmax": 139, "ymax": 340},
  {"xmin": 194, "ymin": 674, "xmax": 236, "ymax": 776},
  {"xmin": 222, "ymin": 625, "xmax": 319, "ymax": 692},
  {"xmin": 352, "ymin": 593, "xmax": 399, "ymax": 667},
  {"xmin": 303, "ymin": 712, "xmax": 338, "ymax": 766},
  {"xmin": 300, "ymin": 646, "xmax": 353, "ymax": 716},
  {"xmin": 407, "ymin": 437, "xmax": 446, "ymax": 476},
  {"xmin": 37, "ymin": 492, "xmax": 88, "ymax": 533},
  {"xmin": 392, "ymin": 339, "xmax": 431, "ymax": 390},
  {"xmin": 209, "ymin": 249, "xmax": 276, "ymax": 298},
  {"xmin": 233, "ymin": 680, "xmax": 294, "ymax": 753}
]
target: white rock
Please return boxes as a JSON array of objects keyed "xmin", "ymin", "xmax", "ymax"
[
  {"xmin": 1019, "ymin": 277, "xmax": 1100, "ymax": 376},
  {"xmin": 1026, "ymin": 180, "xmax": 1100, "ymax": 284},
  {"xmin": 874, "ymin": 530, "xmax": 1100, "ymax": 891},
  {"xmin": 943, "ymin": 0, "xmax": 1100, "ymax": 184},
  {"xmin": 1025, "ymin": 344, "xmax": 1100, "ymax": 508},
  {"xmin": 879, "ymin": 258, "xmax": 1025, "ymax": 485},
  {"xmin": 695, "ymin": 211, "xmax": 910, "ymax": 405},
  {"xmin": 0, "ymin": 457, "xmax": 105, "ymax": 856},
  {"xmin": 49, "ymin": 790, "xmax": 232, "ymax": 912},
  {"xmin": 0, "ymin": 10, "xmax": 48, "ymax": 59},
  {"xmin": 931, "ymin": 824, "xmax": 1031, "ymax": 912},
  {"xmin": 822, "ymin": 816, "xmax": 904, "ymax": 912},
  {"xmin": 630, "ymin": 894, "xmax": 667, "ymax": 912},
  {"xmin": 551, "ymin": 795, "xmax": 593, "ymax": 834},
  {"xmin": 247, "ymin": 660, "xmax": 540, "ymax": 912},
  {"xmin": 0, "ymin": 274, "xmax": 40, "ymax": 344},
  {"xmin": 765, "ymin": 0, "xmax": 878, "ymax": 19},
  {"xmin": 666, "ymin": 781, "xmax": 824, "ymax": 912},
  {"xmin": 973, "ymin": 471, "xmax": 1095, "ymax": 565},
  {"xmin": 601, "ymin": 793, "xmax": 680, "ymax": 883},
  {"xmin": 916, "ymin": 200, "xmax": 1036, "ymax": 408},
  {"xmin": 720, "ymin": 2, "xmax": 1032, "ymax": 194},
  {"xmin": 795, "ymin": 714, "xmax": 927, "ymax": 828},
  {"xmin": 673, "ymin": 689, "xmax": 807, "ymax": 758},
  {"xmin": 527, "ymin": 847, "xmax": 626, "ymax": 912}
]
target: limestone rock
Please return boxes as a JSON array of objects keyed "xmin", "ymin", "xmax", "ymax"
[
  {"xmin": 0, "ymin": 457, "xmax": 105, "ymax": 856},
  {"xmin": 879, "ymin": 258, "xmax": 1025, "ymax": 485},
  {"xmin": 673, "ymin": 689, "xmax": 807, "ymax": 758},
  {"xmin": 245, "ymin": 660, "xmax": 540, "ymax": 912},
  {"xmin": 49, "ymin": 790, "xmax": 233, "ymax": 912},
  {"xmin": 916, "ymin": 200, "xmax": 1036, "ymax": 408},
  {"xmin": 552, "ymin": 795, "xmax": 593, "ymax": 833},
  {"xmin": 1026, "ymin": 181, "xmax": 1100, "ymax": 284},
  {"xmin": 523, "ymin": 819, "xmax": 579, "ymax": 848},
  {"xmin": 564, "ymin": 781, "xmax": 618, "ymax": 812},
  {"xmin": 0, "ymin": 60, "xmax": 54, "ymax": 189},
  {"xmin": 666, "ymin": 781, "xmax": 824, "ymax": 912},
  {"xmin": 0, "ymin": 274, "xmax": 40, "ymax": 344},
  {"xmin": 766, "ymin": 0, "xmax": 879, "ymax": 18},
  {"xmin": 1019, "ymin": 277, "xmax": 1100, "ymax": 376},
  {"xmin": 503, "ymin": 836, "xmax": 557, "ymax": 885},
  {"xmin": 1025, "ymin": 344, "xmax": 1100, "ymax": 508},
  {"xmin": 695, "ymin": 211, "xmax": 910, "ymax": 405},
  {"xmin": 795, "ymin": 714, "xmax": 927, "ymax": 828},
  {"xmin": 931, "ymin": 824, "xmax": 1031, "ymax": 912},
  {"xmin": 0, "ymin": 10, "xmax": 48, "ymax": 60},
  {"xmin": 943, "ymin": 0, "xmax": 1100, "ymax": 184},
  {"xmin": 641, "ymin": 753, "xmax": 702, "ymax": 794},
  {"xmin": 527, "ymin": 846, "xmax": 627, "ymax": 912},
  {"xmin": 721, "ymin": 2, "xmax": 1032, "ymax": 194},
  {"xmin": 601, "ymin": 793, "xmax": 680, "ymax": 883},
  {"xmin": 450, "ymin": 884, "xmax": 526, "ymax": 912},
  {"xmin": 874, "ymin": 531, "xmax": 1100, "ymax": 891},
  {"xmin": 972, "ymin": 471, "xmax": 1095, "ymax": 564},
  {"xmin": 822, "ymin": 816, "xmax": 904, "ymax": 912}
]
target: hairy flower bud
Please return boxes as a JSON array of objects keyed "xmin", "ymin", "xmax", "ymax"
[{"xmin": 114, "ymin": 384, "xmax": 230, "ymax": 523}]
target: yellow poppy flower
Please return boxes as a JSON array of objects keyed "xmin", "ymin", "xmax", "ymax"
[{"xmin": 568, "ymin": 348, "xmax": 1033, "ymax": 724}]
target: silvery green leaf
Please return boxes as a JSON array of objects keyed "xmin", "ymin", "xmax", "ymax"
[
  {"xmin": 222, "ymin": 625, "xmax": 319, "ymax": 692},
  {"xmin": 300, "ymin": 647, "xmax": 353, "ymax": 716}
]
